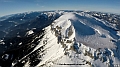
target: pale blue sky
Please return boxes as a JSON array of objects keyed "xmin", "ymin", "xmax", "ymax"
[{"xmin": 0, "ymin": 0, "xmax": 120, "ymax": 16}]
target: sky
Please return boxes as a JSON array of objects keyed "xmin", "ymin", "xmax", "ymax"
[{"xmin": 0, "ymin": 0, "xmax": 120, "ymax": 16}]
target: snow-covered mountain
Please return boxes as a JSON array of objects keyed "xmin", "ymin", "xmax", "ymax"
[{"xmin": 0, "ymin": 11, "xmax": 120, "ymax": 67}]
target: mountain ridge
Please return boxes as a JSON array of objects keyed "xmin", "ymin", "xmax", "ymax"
[
  {"xmin": 0, "ymin": 11, "xmax": 120, "ymax": 67},
  {"xmin": 35, "ymin": 12, "xmax": 120, "ymax": 67}
]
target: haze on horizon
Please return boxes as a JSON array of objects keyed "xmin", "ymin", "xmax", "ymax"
[{"xmin": 0, "ymin": 0, "xmax": 120, "ymax": 17}]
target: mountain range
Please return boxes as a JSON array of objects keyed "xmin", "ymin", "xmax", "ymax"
[{"xmin": 0, "ymin": 10, "xmax": 120, "ymax": 67}]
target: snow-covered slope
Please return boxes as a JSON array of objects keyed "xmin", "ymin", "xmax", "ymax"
[
  {"xmin": 33, "ymin": 12, "xmax": 120, "ymax": 67},
  {"xmin": 1, "ymin": 11, "xmax": 120, "ymax": 67}
]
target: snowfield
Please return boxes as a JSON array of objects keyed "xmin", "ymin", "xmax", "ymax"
[
  {"xmin": 54, "ymin": 13, "xmax": 118, "ymax": 49},
  {"xmin": 31, "ymin": 12, "xmax": 120, "ymax": 67}
]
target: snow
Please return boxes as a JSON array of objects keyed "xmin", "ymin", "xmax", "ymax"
[
  {"xmin": 26, "ymin": 30, "xmax": 34, "ymax": 35},
  {"xmin": 92, "ymin": 59, "xmax": 107, "ymax": 67},
  {"xmin": 117, "ymin": 31, "xmax": 120, "ymax": 36},
  {"xmin": 35, "ymin": 26, "xmax": 64, "ymax": 67},
  {"xmin": 31, "ymin": 12, "xmax": 120, "ymax": 67},
  {"xmin": 2, "ymin": 54, "xmax": 9, "ymax": 60},
  {"xmin": 20, "ymin": 19, "xmax": 23, "ymax": 20},
  {"xmin": 0, "ymin": 40, "xmax": 5, "ymax": 45},
  {"xmin": 18, "ymin": 42, "xmax": 22, "ymax": 45},
  {"xmin": 53, "ymin": 12, "xmax": 117, "ymax": 49}
]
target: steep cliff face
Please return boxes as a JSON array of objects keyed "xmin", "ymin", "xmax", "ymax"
[{"xmin": 0, "ymin": 11, "xmax": 120, "ymax": 67}]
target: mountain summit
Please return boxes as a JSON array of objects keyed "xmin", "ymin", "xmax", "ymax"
[
  {"xmin": 35, "ymin": 12, "xmax": 120, "ymax": 67},
  {"xmin": 0, "ymin": 11, "xmax": 120, "ymax": 67}
]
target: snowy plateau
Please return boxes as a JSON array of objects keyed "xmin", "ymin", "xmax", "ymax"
[{"xmin": 0, "ymin": 11, "xmax": 120, "ymax": 67}]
